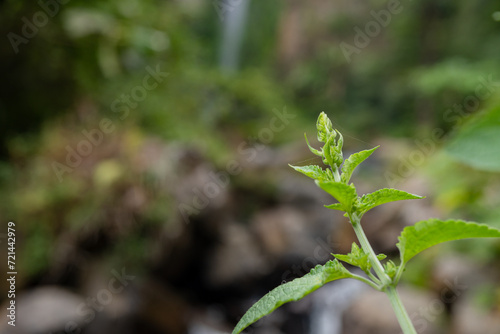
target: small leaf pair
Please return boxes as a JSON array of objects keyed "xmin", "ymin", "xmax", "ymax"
[{"xmin": 333, "ymin": 242, "xmax": 386, "ymax": 275}]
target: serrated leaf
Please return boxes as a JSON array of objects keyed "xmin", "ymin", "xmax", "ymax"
[
  {"xmin": 323, "ymin": 132, "xmax": 344, "ymax": 167},
  {"xmin": 289, "ymin": 164, "xmax": 330, "ymax": 181},
  {"xmin": 323, "ymin": 132, "xmax": 337, "ymax": 167},
  {"xmin": 334, "ymin": 253, "xmax": 368, "ymax": 269},
  {"xmin": 232, "ymin": 260, "xmax": 351, "ymax": 334},
  {"xmin": 384, "ymin": 260, "xmax": 397, "ymax": 279},
  {"xmin": 316, "ymin": 181, "xmax": 357, "ymax": 211},
  {"xmin": 316, "ymin": 111, "xmax": 333, "ymax": 142},
  {"xmin": 333, "ymin": 243, "xmax": 371, "ymax": 273},
  {"xmin": 358, "ymin": 188, "xmax": 424, "ymax": 215},
  {"xmin": 326, "ymin": 168, "xmax": 334, "ymax": 180},
  {"xmin": 304, "ymin": 133, "xmax": 323, "ymax": 157},
  {"xmin": 397, "ymin": 219, "xmax": 500, "ymax": 266},
  {"xmin": 324, "ymin": 203, "xmax": 344, "ymax": 211},
  {"xmin": 335, "ymin": 132, "xmax": 344, "ymax": 164},
  {"xmin": 341, "ymin": 146, "xmax": 379, "ymax": 183}
]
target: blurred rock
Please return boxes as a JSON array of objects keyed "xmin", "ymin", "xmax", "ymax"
[
  {"xmin": 431, "ymin": 255, "xmax": 483, "ymax": 295},
  {"xmin": 277, "ymin": 171, "xmax": 331, "ymax": 207},
  {"xmin": 188, "ymin": 305, "xmax": 235, "ymax": 334},
  {"xmin": 398, "ymin": 176, "xmax": 441, "ymax": 225},
  {"xmin": 342, "ymin": 286, "xmax": 442, "ymax": 334},
  {"xmin": 207, "ymin": 222, "xmax": 270, "ymax": 287},
  {"xmin": 252, "ymin": 206, "xmax": 310, "ymax": 258},
  {"xmin": 135, "ymin": 280, "xmax": 188, "ymax": 334},
  {"xmin": 0, "ymin": 286, "xmax": 84, "ymax": 334},
  {"xmin": 453, "ymin": 293, "xmax": 500, "ymax": 334},
  {"xmin": 311, "ymin": 279, "xmax": 367, "ymax": 334},
  {"xmin": 175, "ymin": 162, "xmax": 230, "ymax": 213},
  {"xmin": 189, "ymin": 321, "xmax": 228, "ymax": 334},
  {"xmin": 431, "ymin": 255, "xmax": 500, "ymax": 333}
]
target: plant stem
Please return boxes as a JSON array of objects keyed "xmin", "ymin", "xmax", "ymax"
[
  {"xmin": 394, "ymin": 263, "xmax": 406, "ymax": 285},
  {"xmin": 386, "ymin": 286, "xmax": 417, "ymax": 334},
  {"xmin": 332, "ymin": 166, "xmax": 341, "ymax": 182},
  {"xmin": 350, "ymin": 273, "xmax": 382, "ymax": 291},
  {"xmin": 349, "ymin": 214, "xmax": 417, "ymax": 333},
  {"xmin": 349, "ymin": 214, "xmax": 391, "ymax": 285},
  {"xmin": 367, "ymin": 271, "xmax": 382, "ymax": 286}
]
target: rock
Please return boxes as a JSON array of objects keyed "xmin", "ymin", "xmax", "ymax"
[
  {"xmin": 311, "ymin": 279, "xmax": 368, "ymax": 334},
  {"xmin": 188, "ymin": 305, "xmax": 228, "ymax": 334},
  {"xmin": 453, "ymin": 292, "xmax": 500, "ymax": 334},
  {"xmin": 433, "ymin": 255, "xmax": 500, "ymax": 334},
  {"xmin": 431, "ymin": 255, "xmax": 483, "ymax": 297},
  {"xmin": 207, "ymin": 223, "xmax": 270, "ymax": 287},
  {"xmin": 175, "ymin": 163, "xmax": 230, "ymax": 213},
  {"xmin": 277, "ymin": 171, "xmax": 331, "ymax": 208},
  {"xmin": 189, "ymin": 321, "xmax": 228, "ymax": 334},
  {"xmin": 251, "ymin": 206, "xmax": 309, "ymax": 258},
  {"xmin": 134, "ymin": 280, "xmax": 188, "ymax": 334},
  {"xmin": 0, "ymin": 286, "xmax": 84, "ymax": 334}
]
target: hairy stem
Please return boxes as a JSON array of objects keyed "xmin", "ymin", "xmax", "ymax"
[
  {"xmin": 349, "ymin": 214, "xmax": 417, "ymax": 334},
  {"xmin": 394, "ymin": 263, "xmax": 406, "ymax": 285},
  {"xmin": 367, "ymin": 271, "xmax": 382, "ymax": 286},
  {"xmin": 332, "ymin": 166, "xmax": 341, "ymax": 182},
  {"xmin": 349, "ymin": 214, "xmax": 391, "ymax": 286},
  {"xmin": 386, "ymin": 286, "xmax": 417, "ymax": 334},
  {"xmin": 350, "ymin": 273, "xmax": 382, "ymax": 291}
]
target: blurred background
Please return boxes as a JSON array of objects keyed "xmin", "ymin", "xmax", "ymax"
[{"xmin": 1, "ymin": 0, "xmax": 500, "ymax": 333}]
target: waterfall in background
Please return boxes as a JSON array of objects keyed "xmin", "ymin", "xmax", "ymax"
[
  {"xmin": 310, "ymin": 279, "xmax": 367, "ymax": 334},
  {"xmin": 218, "ymin": 0, "xmax": 251, "ymax": 73}
]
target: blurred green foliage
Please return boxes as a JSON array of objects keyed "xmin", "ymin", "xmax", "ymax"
[
  {"xmin": 1, "ymin": 0, "xmax": 500, "ymax": 283},
  {"xmin": 446, "ymin": 101, "xmax": 500, "ymax": 172}
]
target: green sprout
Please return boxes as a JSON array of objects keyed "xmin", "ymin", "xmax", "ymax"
[{"xmin": 232, "ymin": 112, "xmax": 500, "ymax": 334}]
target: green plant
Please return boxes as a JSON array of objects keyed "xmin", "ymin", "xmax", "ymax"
[{"xmin": 232, "ymin": 112, "xmax": 500, "ymax": 334}]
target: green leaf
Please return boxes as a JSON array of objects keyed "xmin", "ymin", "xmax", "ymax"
[
  {"xmin": 304, "ymin": 133, "xmax": 323, "ymax": 157},
  {"xmin": 324, "ymin": 203, "xmax": 344, "ymax": 211},
  {"xmin": 335, "ymin": 131, "xmax": 344, "ymax": 163},
  {"xmin": 341, "ymin": 146, "xmax": 379, "ymax": 183},
  {"xmin": 323, "ymin": 132, "xmax": 344, "ymax": 167},
  {"xmin": 397, "ymin": 219, "xmax": 500, "ymax": 266},
  {"xmin": 384, "ymin": 260, "xmax": 397, "ymax": 279},
  {"xmin": 334, "ymin": 243, "xmax": 371, "ymax": 273},
  {"xmin": 333, "ymin": 244, "xmax": 387, "ymax": 275},
  {"xmin": 232, "ymin": 260, "xmax": 352, "ymax": 334},
  {"xmin": 445, "ymin": 104, "xmax": 500, "ymax": 172},
  {"xmin": 316, "ymin": 112, "xmax": 333, "ymax": 143},
  {"xmin": 358, "ymin": 188, "xmax": 424, "ymax": 215},
  {"xmin": 316, "ymin": 181, "xmax": 357, "ymax": 211},
  {"xmin": 289, "ymin": 164, "xmax": 330, "ymax": 181},
  {"xmin": 323, "ymin": 132, "xmax": 337, "ymax": 167}
]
